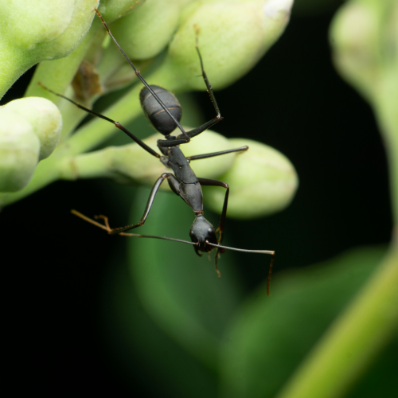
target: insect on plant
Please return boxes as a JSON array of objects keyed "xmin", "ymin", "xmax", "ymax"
[{"xmin": 40, "ymin": 9, "xmax": 275, "ymax": 294}]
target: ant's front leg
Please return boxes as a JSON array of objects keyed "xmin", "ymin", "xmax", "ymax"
[{"xmin": 197, "ymin": 178, "xmax": 229, "ymax": 245}]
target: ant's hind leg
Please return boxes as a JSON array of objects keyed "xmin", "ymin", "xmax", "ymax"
[
  {"xmin": 107, "ymin": 173, "xmax": 175, "ymax": 235},
  {"xmin": 71, "ymin": 173, "xmax": 176, "ymax": 235},
  {"xmin": 71, "ymin": 210, "xmax": 134, "ymax": 237},
  {"xmin": 94, "ymin": 215, "xmax": 111, "ymax": 231},
  {"xmin": 71, "ymin": 210, "xmax": 112, "ymax": 233}
]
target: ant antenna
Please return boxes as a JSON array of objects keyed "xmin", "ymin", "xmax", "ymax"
[
  {"xmin": 206, "ymin": 241, "xmax": 275, "ymax": 296},
  {"xmin": 71, "ymin": 210, "xmax": 275, "ymax": 295}
]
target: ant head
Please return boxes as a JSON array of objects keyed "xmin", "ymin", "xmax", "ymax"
[
  {"xmin": 140, "ymin": 85, "xmax": 182, "ymax": 136},
  {"xmin": 189, "ymin": 214, "xmax": 218, "ymax": 256}
]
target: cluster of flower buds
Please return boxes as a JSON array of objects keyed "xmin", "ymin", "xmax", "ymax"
[
  {"xmin": 98, "ymin": 0, "xmax": 294, "ymax": 93},
  {"xmin": 67, "ymin": 130, "xmax": 236, "ymax": 186},
  {"xmin": 0, "ymin": 0, "xmax": 100, "ymax": 98},
  {"xmin": 0, "ymin": 0, "xmax": 298, "ymax": 219},
  {"xmin": 63, "ymin": 129, "xmax": 298, "ymax": 219}
]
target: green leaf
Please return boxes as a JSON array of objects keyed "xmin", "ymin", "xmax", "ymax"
[
  {"xmin": 99, "ymin": 229, "xmax": 219, "ymax": 398},
  {"xmin": 127, "ymin": 186, "xmax": 243, "ymax": 370},
  {"xmin": 219, "ymin": 246, "xmax": 393, "ymax": 398}
]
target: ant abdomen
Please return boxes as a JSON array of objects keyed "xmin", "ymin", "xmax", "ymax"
[{"xmin": 140, "ymin": 85, "xmax": 182, "ymax": 136}]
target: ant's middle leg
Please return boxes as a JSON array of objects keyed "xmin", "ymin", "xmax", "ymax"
[{"xmin": 186, "ymin": 146, "xmax": 249, "ymax": 161}]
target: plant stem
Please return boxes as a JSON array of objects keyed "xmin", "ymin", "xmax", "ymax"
[
  {"xmin": 0, "ymin": 41, "xmax": 34, "ymax": 100},
  {"xmin": 276, "ymin": 245, "xmax": 398, "ymax": 398},
  {"xmin": 277, "ymin": 11, "xmax": 398, "ymax": 394},
  {"xmin": 376, "ymin": 66, "xmax": 398, "ymax": 227},
  {"xmin": 24, "ymin": 27, "xmax": 101, "ymax": 100},
  {"xmin": 277, "ymin": 29, "xmax": 398, "ymax": 398}
]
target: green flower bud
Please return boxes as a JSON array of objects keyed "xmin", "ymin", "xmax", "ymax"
[
  {"xmin": 0, "ymin": 0, "xmax": 99, "ymax": 98},
  {"xmin": 98, "ymin": 0, "xmax": 146, "ymax": 22},
  {"xmin": 156, "ymin": 0, "xmax": 293, "ymax": 90},
  {"xmin": 330, "ymin": 0, "xmax": 398, "ymax": 103},
  {"xmin": 179, "ymin": 0, "xmax": 199, "ymax": 8},
  {"xmin": 204, "ymin": 139, "xmax": 298, "ymax": 219},
  {"xmin": 5, "ymin": 97, "xmax": 62, "ymax": 160},
  {"xmin": 103, "ymin": 133, "xmax": 168, "ymax": 185},
  {"xmin": 0, "ymin": 108, "xmax": 40, "ymax": 192},
  {"xmin": 182, "ymin": 129, "xmax": 237, "ymax": 179},
  {"xmin": 70, "ymin": 130, "xmax": 239, "ymax": 186},
  {"xmin": 110, "ymin": 0, "xmax": 181, "ymax": 60},
  {"xmin": 330, "ymin": 0, "xmax": 380, "ymax": 102}
]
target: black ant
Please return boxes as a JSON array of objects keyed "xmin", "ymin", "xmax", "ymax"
[{"xmin": 40, "ymin": 9, "xmax": 275, "ymax": 294}]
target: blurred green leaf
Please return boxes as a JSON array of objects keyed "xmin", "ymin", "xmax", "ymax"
[
  {"xmin": 127, "ymin": 186, "xmax": 244, "ymax": 370},
  {"xmin": 99, "ymin": 233, "xmax": 218, "ymax": 398},
  {"xmin": 219, "ymin": 246, "xmax": 396, "ymax": 398},
  {"xmin": 348, "ymin": 334, "xmax": 398, "ymax": 398}
]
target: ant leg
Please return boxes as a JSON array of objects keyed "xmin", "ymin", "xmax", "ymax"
[
  {"xmin": 197, "ymin": 178, "xmax": 229, "ymax": 244},
  {"xmin": 186, "ymin": 146, "xmax": 248, "ymax": 161},
  {"xmin": 157, "ymin": 116, "xmax": 223, "ymax": 148},
  {"xmin": 94, "ymin": 9, "xmax": 190, "ymax": 143},
  {"xmin": 107, "ymin": 173, "xmax": 177, "ymax": 235},
  {"xmin": 91, "ymin": 214, "xmax": 132, "ymax": 236},
  {"xmin": 71, "ymin": 210, "xmax": 111, "ymax": 232},
  {"xmin": 94, "ymin": 214, "xmax": 111, "ymax": 230},
  {"xmin": 197, "ymin": 178, "xmax": 229, "ymax": 276},
  {"xmin": 156, "ymin": 26, "xmax": 225, "ymax": 149},
  {"xmin": 194, "ymin": 26, "xmax": 221, "ymax": 119},
  {"xmin": 39, "ymin": 83, "xmax": 160, "ymax": 158}
]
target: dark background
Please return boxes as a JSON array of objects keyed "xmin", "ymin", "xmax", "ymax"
[{"xmin": 1, "ymin": 3, "xmax": 392, "ymax": 396}]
